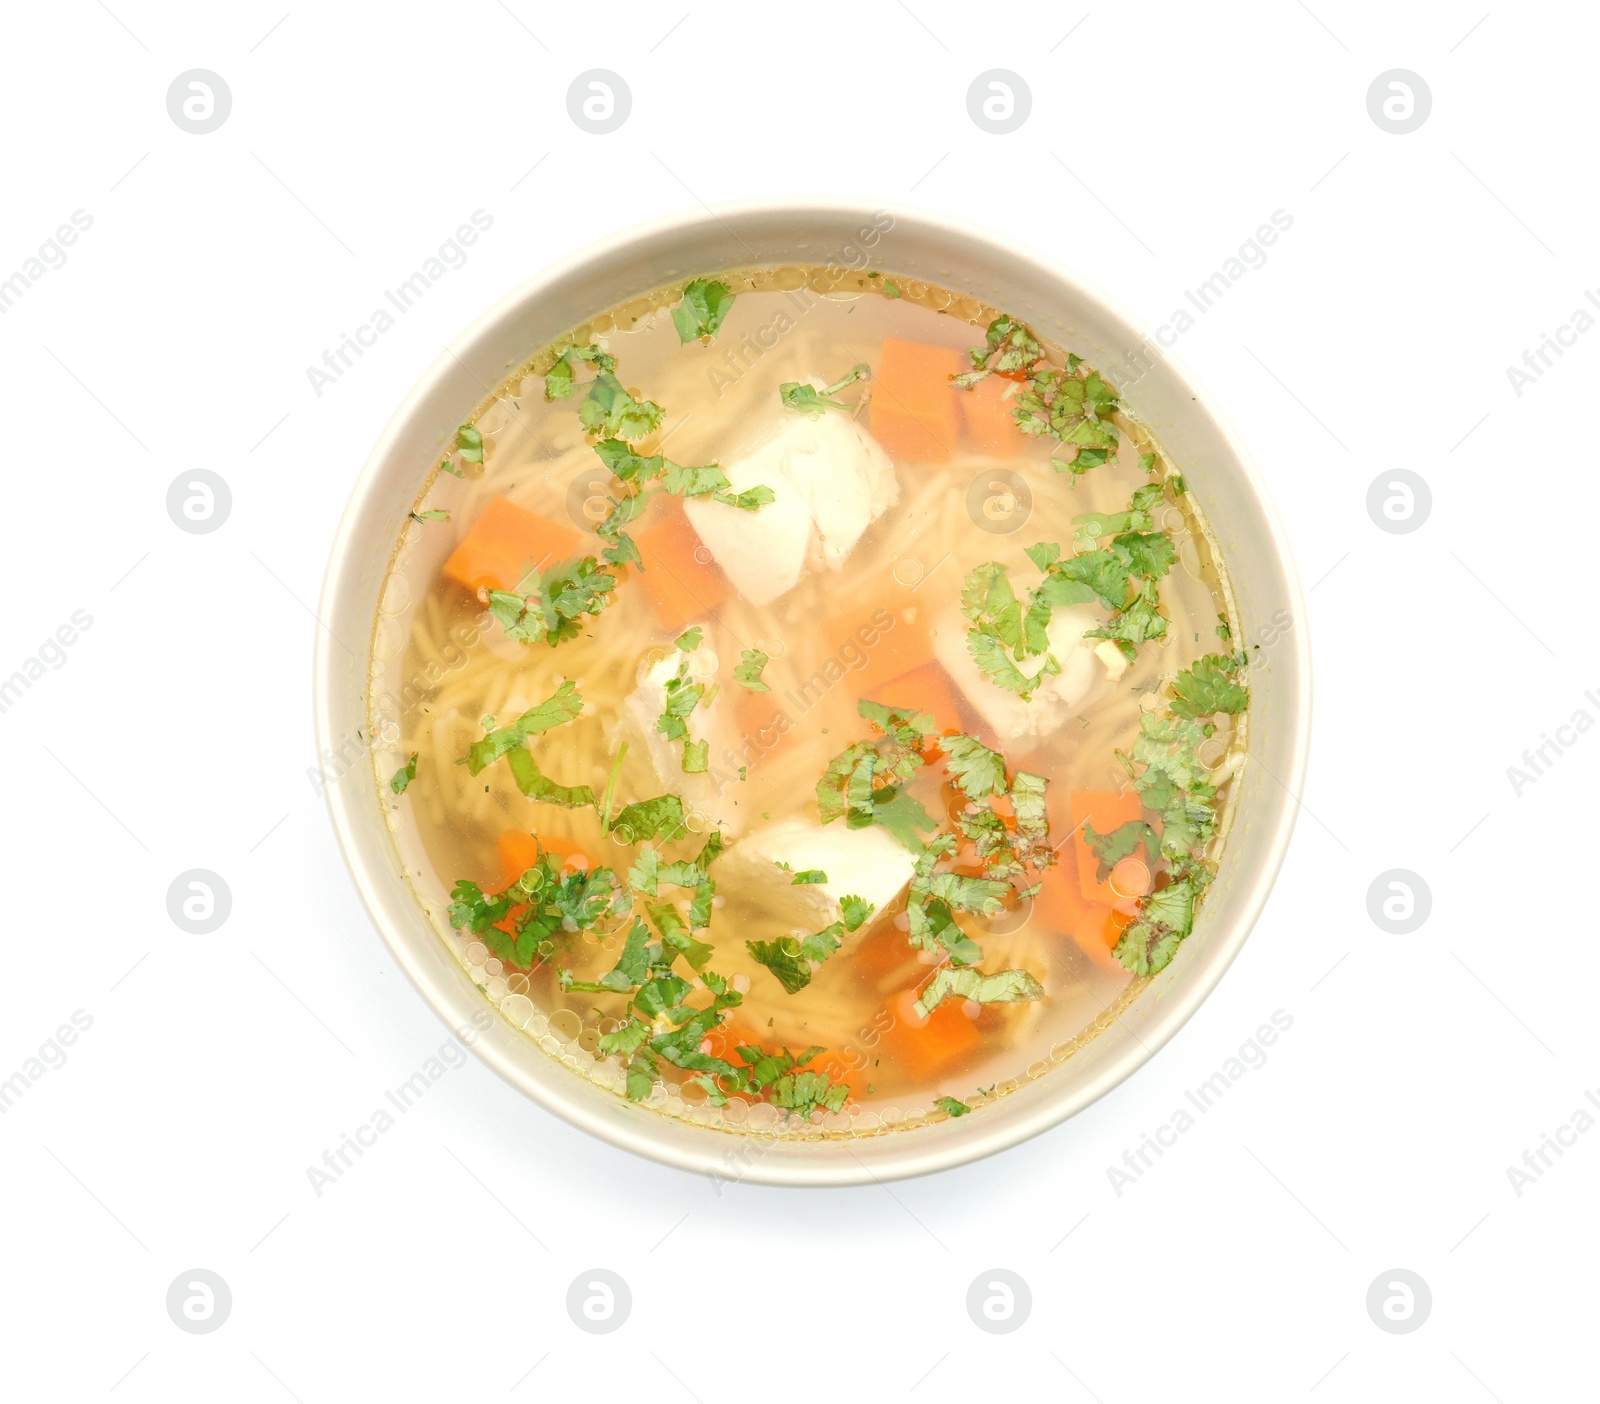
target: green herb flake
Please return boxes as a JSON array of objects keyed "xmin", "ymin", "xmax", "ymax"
[
  {"xmin": 671, "ymin": 278, "xmax": 736, "ymax": 343},
  {"xmin": 389, "ymin": 752, "xmax": 418, "ymax": 795},
  {"xmin": 734, "ymin": 648, "xmax": 771, "ymax": 692},
  {"xmin": 779, "ymin": 364, "xmax": 871, "ymax": 416}
]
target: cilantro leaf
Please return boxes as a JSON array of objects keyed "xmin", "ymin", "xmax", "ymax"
[
  {"xmin": 712, "ymin": 485, "xmax": 776, "ymax": 511},
  {"xmin": 734, "ymin": 648, "xmax": 771, "ymax": 692},
  {"xmin": 675, "ymin": 627, "xmax": 702, "ymax": 652},
  {"xmin": 489, "ymin": 557, "xmax": 618, "ymax": 647},
  {"xmin": 579, "ymin": 372, "xmax": 664, "ymax": 441},
  {"xmin": 840, "ymin": 895, "xmax": 875, "ymax": 931},
  {"xmin": 545, "ymin": 344, "xmax": 616, "ymax": 401},
  {"xmin": 1169, "ymin": 652, "xmax": 1250, "ymax": 719},
  {"xmin": 672, "ymin": 278, "xmax": 735, "ymax": 343},
  {"xmin": 779, "ymin": 363, "xmax": 870, "ymax": 415},
  {"xmin": 936, "ymin": 1096, "xmax": 971, "ymax": 1117},
  {"xmin": 912, "ymin": 966, "xmax": 1044, "ymax": 1018},
  {"xmin": 389, "ymin": 752, "xmax": 417, "ymax": 795},
  {"xmin": 610, "ymin": 794, "xmax": 687, "ymax": 843},
  {"xmin": 942, "ymin": 734, "xmax": 1008, "ymax": 798},
  {"xmin": 453, "ymin": 423, "xmax": 483, "ymax": 464},
  {"xmin": 504, "ymin": 748, "xmax": 596, "ymax": 809},
  {"xmin": 790, "ymin": 869, "xmax": 828, "ymax": 886},
  {"xmin": 462, "ymin": 681, "xmax": 584, "ymax": 774}
]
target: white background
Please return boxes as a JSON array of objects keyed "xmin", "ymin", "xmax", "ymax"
[{"xmin": 1, "ymin": 1, "xmax": 1592, "ymax": 1398}]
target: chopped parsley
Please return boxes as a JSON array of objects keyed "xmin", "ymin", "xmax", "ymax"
[
  {"xmin": 913, "ymin": 966, "xmax": 1044, "ymax": 1019},
  {"xmin": 389, "ymin": 752, "xmax": 418, "ymax": 795},
  {"xmin": 671, "ymin": 278, "xmax": 736, "ymax": 343},
  {"xmin": 883, "ymin": 280, "xmax": 902, "ymax": 299},
  {"xmin": 816, "ymin": 700, "xmax": 938, "ymax": 852},
  {"xmin": 609, "ymin": 793, "xmax": 688, "ymax": 844},
  {"xmin": 779, "ymin": 363, "xmax": 870, "ymax": 416},
  {"xmin": 488, "ymin": 557, "xmax": 618, "ymax": 647},
  {"xmin": 839, "ymin": 895, "xmax": 875, "ymax": 931},
  {"xmin": 462, "ymin": 681, "xmax": 584, "ymax": 774},
  {"xmin": 449, "ymin": 857, "xmax": 628, "ymax": 969},
  {"xmin": 734, "ymin": 648, "xmax": 771, "ymax": 691},
  {"xmin": 936, "ymin": 1096, "xmax": 971, "ymax": 1117},
  {"xmin": 544, "ymin": 343, "xmax": 616, "ymax": 401},
  {"xmin": 1107, "ymin": 652, "xmax": 1249, "ymax": 976},
  {"xmin": 675, "ymin": 626, "xmax": 702, "ymax": 652},
  {"xmin": 1169, "ymin": 650, "xmax": 1250, "ymax": 719},
  {"xmin": 746, "ymin": 923, "xmax": 843, "ymax": 994},
  {"xmin": 656, "ymin": 652, "xmax": 710, "ymax": 774},
  {"xmin": 579, "ymin": 371, "xmax": 664, "ymax": 441},
  {"xmin": 790, "ymin": 869, "xmax": 827, "ymax": 885},
  {"xmin": 453, "ymin": 423, "xmax": 484, "ymax": 464},
  {"xmin": 713, "ymin": 484, "xmax": 777, "ymax": 511},
  {"xmin": 954, "ymin": 315, "xmax": 1121, "ymax": 470}
]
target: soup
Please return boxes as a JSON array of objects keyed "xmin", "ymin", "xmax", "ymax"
[{"xmin": 369, "ymin": 263, "xmax": 1249, "ymax": 1136}]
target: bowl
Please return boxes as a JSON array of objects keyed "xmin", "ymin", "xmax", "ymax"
[{"xmin": 315, "ymin": 199, "xmax": 1310, "ymax": 1186}]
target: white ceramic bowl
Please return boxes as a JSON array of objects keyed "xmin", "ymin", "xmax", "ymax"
[{"xmin": 315, "ymin": 199, "xmax": 1310, "ymax": 1186}]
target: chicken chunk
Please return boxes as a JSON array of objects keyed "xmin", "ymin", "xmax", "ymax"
[{"xmin": 683, "ymin": 396, "xmax": 898, "ymax": 606}]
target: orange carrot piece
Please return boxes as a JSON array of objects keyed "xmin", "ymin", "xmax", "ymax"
[
  {"xmin": 442, "ymin": 496, "xmax": 582, "ymax": 596},
  {"xmin": 633, "ymin": 499, "xmax": 730, "ymax": 631},
  {"xmin": 1029, "ymin": 860, "xmax": 1124, "ymax": 974},
  {"xmin": 736, "ymin": 686, "xmax": 804, "ymax": 765},
  {"xmin": 1069, "ymin": 790, "xmax": 1145, "ymax": 914},
  {"xmin": 869, "ymin": 338, "xmax": 962, "ymax": 464},
  {"xmin": 496, "ymin": 829, "xmax": 587, "ymax": 886},
  {"xmin": 880, "ymin": 987, "xmax": 981, "ymax": 1080},
  {"xmin": 821, "ymin": 593, "xmax": 935, "ymax": 695},
  {"xmin": 866, "ymin": 661, "xmax": 968, "ymax": 737},
  {"xmin": 959, "ymin": 372, "xmax": 1025, "ymax": 457}
]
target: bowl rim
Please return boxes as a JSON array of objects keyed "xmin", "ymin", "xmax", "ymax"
[{"xmin": 314, "ymin": 196, "xmax": 1312, "ymax": 1186}]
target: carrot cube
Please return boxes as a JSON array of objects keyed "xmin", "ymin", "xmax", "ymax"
[
  {"xmin": 960, "ymin": 373, "xmax": 1025, "ymax": 457},
  {"xmin": 822, "ymin": 593, "xmax": 935, "ymax": 695},
  {"xmin": 1029, "ymin": 860, "xmax": 1124, "ymax": 974},
  {"xmin": 880, "ymin": 987, "xmax": 981, "ymax": 1079},
  {"xmin": 1069, "ymin": 790, "xmax": 1145, "ymax": 914},
  {"xmin": 866, "ymin": 661, "xmax": 968, "ymax": 737},
  {"xmin": 633, "ymin": 499, "xmax": 730, "ymax": 632},
  {"xmin": 442, "ymin": 496, "xmax": 582, "ymax": 596},
  {"xmin": 869, "ymin": 339, "xmax": 962, "ymax": 464}
]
